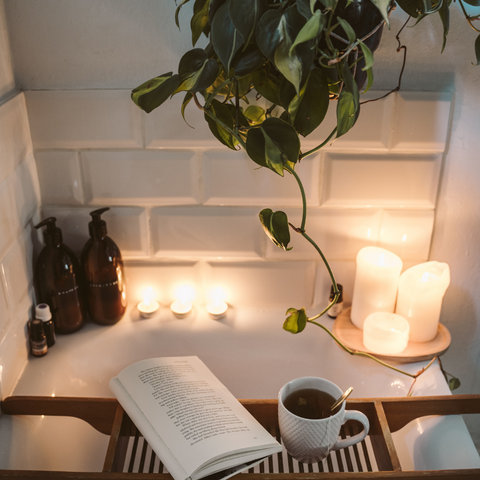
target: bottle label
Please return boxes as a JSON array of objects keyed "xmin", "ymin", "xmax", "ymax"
[
  {"xmin": 56, "ymin": 285, "xmax": 80, "ymax": 296},
  {"xmin": 89, "ymin": 280, "xmax": 119, "ymax": 288}
]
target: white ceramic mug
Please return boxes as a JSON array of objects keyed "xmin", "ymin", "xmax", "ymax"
[{"xmin": 278, "ymin": 377, "xmax": 370, "ymax": 464}]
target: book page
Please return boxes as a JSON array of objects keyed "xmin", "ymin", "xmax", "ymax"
[{"xmin": 113, "ymin": 357, "xmax": 280, "ymax": 478}]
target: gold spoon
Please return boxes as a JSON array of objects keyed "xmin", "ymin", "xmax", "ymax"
[{"xmin": 331, "ymin": 386, "xmax": 354, "ymax": 412}]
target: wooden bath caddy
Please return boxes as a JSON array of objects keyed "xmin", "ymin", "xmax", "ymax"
[
  {"xmin": 333, "ymin": 308, "xmax": 451, "ymax": 363},
  {"xmin": 1, "ymin": 394, "xmax": 479, "ymax": 479}
]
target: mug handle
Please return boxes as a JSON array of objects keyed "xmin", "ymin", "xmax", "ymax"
[{"xmin": 331, "ymin": 410, "xmax": 370, "ymax": 451}]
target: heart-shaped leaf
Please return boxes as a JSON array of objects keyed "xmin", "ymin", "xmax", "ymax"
[
  {"xmin": 191, "ymin": 0, "xmax": 210, "ymax": 46},
  {"xmin": 244, "ymin": 105, "xmax": 266, "ymax": 125},
  {"xmin": 474, "ymin": 34, "xmax": 480, "ymax": 66},
  {"xmin": 283, "ymin": 307, "xmax": 308, "ymax": 333},
  {"xmin": 287, "ymin": 67, "xmax": 330, "ymax": 136},
  {"xmin": 233, "ymin": 44, "xmax": 266, "ymax": 77},
  {"xmin": 290, "ymin": 10, "xmax": 325, "ymax": 55},
  {"xmin": 176, "ymin": 49, "xmax": 219, "ymax": 93},
  {"xmin": 246, "ymin": 117, "xmax": 300, "ymax": 175},
  {"xmin": 204, "ymin": 99, "xmax": 238, "ymax": 149},
  {"xmin": 358, "ymin": 40, "xmax": 374, "ymax": 71},
  {"xmin": 211, "ymin": 0, "xmax": 244, "ymax": 73},
  {"xmin": 131, "ymin": 73, "xmax": 181, "ymax": 113},
  {"xmin": 259, "ymin": 209, "xmax": 292, "ymax": 250},
  {"xmin": 296, "ymin": 0, "xmax": 314, "ymax": 19},
  {"xmin": 369, "ymin": 0, "xmax": 391, "ymax": 27},
  {"xmin": 336, "ymin": 17, "xmax": 357, "ymax": 46},
  {"xmin": 175, "ymin": 0, "xmax": 192, "ymax": 28},
  {"xmin": 252, "ymin": 66, "xmax": 282, "ymax": 105},
  {"xmin": 230, "ymin": 0, "xmax": 268, "ymax": 48}
]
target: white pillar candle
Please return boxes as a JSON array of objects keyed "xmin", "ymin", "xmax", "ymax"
[
  {"xmin": 363, "ymin": 312, "xmax": 410, "ymax": 355},
  {"xmin": 395, "ymin": 261, "xmax": 450, "ymax": 342},
  {"xmin": 351, "ymin": 247, "xmax": 403, "ymax": 329}
]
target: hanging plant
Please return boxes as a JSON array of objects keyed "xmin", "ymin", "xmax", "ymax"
[{"xmin": 132, "ymin": 0, "xmax": 475, "ymax": 388}]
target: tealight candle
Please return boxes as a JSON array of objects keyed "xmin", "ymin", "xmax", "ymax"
[
  {"xmin": 363, "ymin": 312, "xmax": 410, "ymax": 355},
  {"xmin": 351, "ymin": 247, "xmax": 403, "ymax": 330},
  {"xmin": 137, "ymin": 288, "xmax": 160, "ymax": 318},
  {"xmin": 395, "ymin": 261, "xmax": 450, "ymax": 342},
  {"xmin": 170, "ymin": 285, "xmax": 195, "ymax": 318},
  {"xmin": 206, "ymin": 300, "xmax": 228, "ymax": 320},
  {"xmin": 170, "ymin": 299, "xmax": 193, "ymax": 318}
]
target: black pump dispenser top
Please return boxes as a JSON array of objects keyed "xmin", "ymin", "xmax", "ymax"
[
  {"xmin": 88, "ymin": 207, "xmax": 109, "ymax": 237},
  {"xmin": 35, "ymin": 217, "xmax": 63, "ymax": 246}
]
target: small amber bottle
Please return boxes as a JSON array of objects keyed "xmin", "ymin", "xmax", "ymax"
[
  {"xmin": 81, "ymin": 208, "xmax": 127, "ymax": 325},
  {"xmin": 29, "ymin": 319, "xmax": 48, "ymax": 357}
]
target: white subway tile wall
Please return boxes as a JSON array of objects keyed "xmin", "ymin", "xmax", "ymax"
[
  {"xmin": 25, "ymin": 89, "xmax": 452, "ymax": 310},
  {"xmin": 0, "ymin": 90, "xmax": 41, "ymax": 395}
]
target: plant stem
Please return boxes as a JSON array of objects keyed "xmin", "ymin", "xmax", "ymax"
[
  {"xmin": 309, "ymin": 318, "xmax": 438, "ymax": 381},
  {"xmin": 204, "ymin": 78, "xmax": 235, "ymax": 109},
  {"xmin": 459, "ymin": 0, "xmax": 480, "ymax": 33},
  {"xmin": 283, "ymin": 163, "xmax": 340, "ymax": 316},
  {"xmin": 300, "ymin": 127, "xmax": 337, "ymax": 160}
]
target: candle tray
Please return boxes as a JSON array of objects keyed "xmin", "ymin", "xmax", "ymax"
[{"xmin": 333, "ymin": 308, "xmax": 451, "ymax": 363}]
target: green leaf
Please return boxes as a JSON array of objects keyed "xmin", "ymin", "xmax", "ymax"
[
  {"xmin": 131, "ymin": 73, "xmax": 181, "ymax": 113},
  {"xmin": 244, "ymin": 105, "xmax": 266, "ymax": 125},
  {"xmin": 246, "ymin": 117, "xmax": 300, "ymax": 174},
  {"xmin": 336, "ymin": 17, "xmax": 356, "ymax": 45},
  {"xmin": 448, "ymin": 376, "xmax": 461, "ymax": 391},
  {"xmin": 358, "ymin": 40, "xmax": 374, "ymax": 71},
  {"xmin": 176, "ymin": 49, "xmax": 219, "ymax": 93},
  {"xmin": 287, "ymin": 68, "xmax": 329, "ymax": 136},
  {"xmin": 336, "ymin": 60, "xmax": 360, "ymax": 137},
  {"xmin": 191, "ymin": 0, "xmax": 210, "ymax": 46},
  {"xmin": 263, "ymin": 130, "xmax": 285, "ymax": 175},
  {"xmin": 181, "ymin": 92, "xmax": 195, "ymax": 127},
  {"xmin": 204, "ymin": 99, "xmax": 238, "ymax": 149},
  {"xmin": 259, "ymin": 209, "xmax": 292, "ymax": 250},
  {"xmin": 290, "ymin": 10, "xmax": 324, "ymax": 55},
  {"xmin": 209, "ymin": 0, "xmax": 227, "ymax": 24},
  {"xmin": 252, "ymin": 66, "xmax": 282, "ymax": 105},
  {"xmin": 233, "ymin": 45, "xmax": 266, "ymax": 77},
  {"xmin": 369, "ymin": 0, "xmax": 391, "ymax": 27},
  {"xmin": 283, "ymin": 307, "xmax": 307, "ymax": 333},
  {"xmin": 274, "ymin": 19, "xmax": 303, "ymax": 93},
  {"xmin": 474, "ymin": 34, "xmax": 480, "ymax": 66},
  {"xmin": 395, "ymin": 0, "xmax": 421, "ymax": 18},
  {"xmin": 211, "ymin": 0, "xmax": 244, "ymax": 73},
  {"xmin": 296, "ymin": 0, "xmax": 313, "ymax": 19},
  {"xmin": 438, "ymin": 0, "xmax": 449, "ymax": 53},
  {"xmin": 230, "ymin": 0, "xmax": 268, "ymax": 48},
  {"xmin": 255, "ymin": 9, "xmax": 284, "ymax": 64},
  {"xmin": 175, "ymin": 0, "xmax": 192, "ymax": 29},
  {"xmin": 362, "ymin": 64, "xmax": 374, "ymax": 93}
]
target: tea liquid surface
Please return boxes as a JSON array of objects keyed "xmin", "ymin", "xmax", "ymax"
[{"xmin": 283, "ymin": 388, "xmax": 340, "ymax": 419}]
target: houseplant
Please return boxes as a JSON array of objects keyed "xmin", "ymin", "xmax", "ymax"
[{"xmin": 131, "ymin": 0, "xmax": 476, "ymax": 387}]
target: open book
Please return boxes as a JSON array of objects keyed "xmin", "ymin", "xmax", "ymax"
[{"xmin": 109, "ymin": 356, "xmax": 282, "ymax": 480}]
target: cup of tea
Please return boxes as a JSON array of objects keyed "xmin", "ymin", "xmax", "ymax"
[{"xmin": 278, "ymin": 377, "xmax": 370, "ymax": 464}]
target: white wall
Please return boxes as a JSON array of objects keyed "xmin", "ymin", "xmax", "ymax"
[
  {"xmin": 2, "ymin": 0, "xmax": 479, "ymax": 425},
  {"xmin": 0, "ymin": 0, "xmax": 41, "ymax": 397}
]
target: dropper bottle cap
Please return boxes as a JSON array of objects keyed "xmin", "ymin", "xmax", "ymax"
[
  {"xmin": 35, "ymin": 217, "xmax": 63, "ymax": 246},
  {"xmin": 88, "ymin": 207, "xmax": 109, "ymax": 238},
  {"xmin": 35, "ymin": 303, "xmax": 52, "ymax": 321}
]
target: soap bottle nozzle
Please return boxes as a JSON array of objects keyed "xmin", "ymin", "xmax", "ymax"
[
  {"xmin": 89, "ymin": 207, "xmax": 110, "ymax": 237},
  {"xmin": 35, "ymin": 217, "xmax": 63, "ymax": 245}
]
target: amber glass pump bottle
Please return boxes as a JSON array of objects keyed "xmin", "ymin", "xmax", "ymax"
[
  {"xmin": 81, "ymin": 207, "xmax": 127, "ymax": 325},
  {"xmin": 34, "ymin": 217, "xmax": 86, "ymax": 334}
]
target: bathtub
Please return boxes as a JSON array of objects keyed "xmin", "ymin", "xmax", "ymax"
[{"xmin": 0, "ymin": 305, "xmax": 479, "ymax": 472}]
